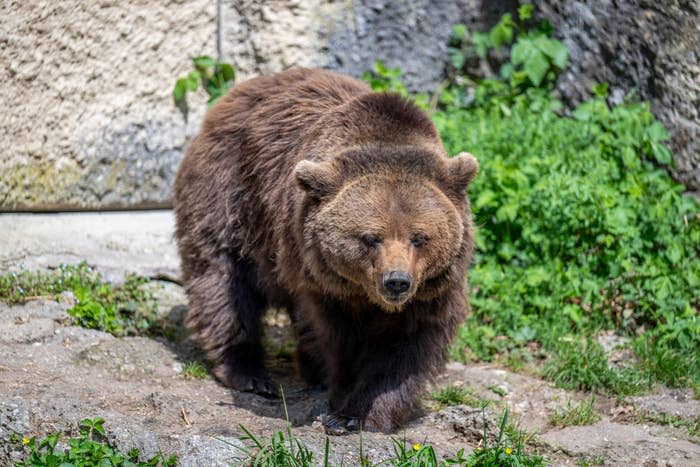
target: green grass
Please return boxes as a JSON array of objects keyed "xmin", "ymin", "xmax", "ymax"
[
  {"xmin": 0, "ymin": 262, "xmax": 163, "ymax": 337},
  {"xmin": 181, "ymin": 361, "xmax": 208, "ymax": 380},
  {"xmin": 236, "ymin": 392, "xmax": 545, "ymax": 467},
  {"xmin": 549, "ymin": 396, "xmax": 601, "ymax": 427},
  {"xmin": 430, "ymin": 385, "xmax": 491, "ymax": 410},
  {"xmin": 13, "ymin": 417, "xmax": 177, "ymax": 466},
  {"xmin": 541, "ymin": 339, "xmax": 644, "ymax": 396},
  {"xmin": 639, "ymin": 413, "xmax": 700, "ymax": 438}
]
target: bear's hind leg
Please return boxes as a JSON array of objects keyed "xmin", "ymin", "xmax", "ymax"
[{"xmin": 184, "ymin": 253, "xmax": 278, "ymax": 397}]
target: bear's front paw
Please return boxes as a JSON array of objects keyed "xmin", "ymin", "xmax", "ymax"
[
  {"xmin": 321, "ymin": 413, "xmax": 361, "ymax": 436},
  {"xmin": 214, "ymin": 365, "xmax": 279, "ymax": 398},
  {"xmin": 362, "ymin": 416, "xmax": 392, "ymax": 433}
]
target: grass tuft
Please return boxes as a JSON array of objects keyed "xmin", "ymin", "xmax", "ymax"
[
  {"xmin": 181, "ymin": 361, "xmax": 208, "ymax": 380},
  {"xmin": 430, "ymin": 385, "xmax": 490, "ymax": 410},
  {"xmin": 550, "ymin": 396, "xmax": 601, "ymax": 427}
]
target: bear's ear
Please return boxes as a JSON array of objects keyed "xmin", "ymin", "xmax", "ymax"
[
  {"xmin": 294, "ymin": 160, "xmax": 338, "ymax": 199},
  {"xmin": 446, "ymin": 152, "xmax": 479, "ymax": 194}
]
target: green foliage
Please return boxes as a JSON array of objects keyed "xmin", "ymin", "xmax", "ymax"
[
  {"xmin": 181, "ymin": 361, "xmax": 208, "ymax": 380},
  {"xmin": 362, "ymin": 61, "xmax": 409, "ymax": 97},
  {"xmin": 362, "ymin": 61, "xmax": 431, "ymax": 110},
  {"xmin": 173, "ymin": 55, "xmax": 235, "ymax": 106},
  {"xmin": 577, "ymin": 455, "xmax": 606, "ymax": 467},
  {"xmin": 434, "ymin": 13, "xmax": 699, "ymax": 396},
  {"xmin": 447, "ymin": 5, "xmax": 565, "ymax": 93},
  {"xmin": 0, "ymin": 262, "xmax": 161, "ymax": 337},
  {"xmin": 14, "ymin": 418, "xmax": 177, "ymax": 466},
  {"xmin": 550, "ymin": 396, "xmax": 601, "ymax": 427}
]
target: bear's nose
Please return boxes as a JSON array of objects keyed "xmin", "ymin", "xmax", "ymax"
[{"xmin": 383, "ymin": 271, "xmax": 412, "ymax": 295}]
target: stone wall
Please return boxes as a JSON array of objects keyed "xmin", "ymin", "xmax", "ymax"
[
  {"xmin": 1, "ymin": 0, "xmax": 698, "ymax": 210},
  {"xmin": 0, "ymin": 0, "xmax": 215, "ymax": 210}
]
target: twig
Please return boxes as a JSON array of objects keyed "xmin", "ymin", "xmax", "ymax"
[{"xmin": 181, "ymin": 407, "xmax": 191, "ymax": 426}]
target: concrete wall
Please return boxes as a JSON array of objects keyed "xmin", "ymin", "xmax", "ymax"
[
  {"xmin": 1, "ymin": 0, "xmax": 698, "ymax": 210},
  {"xmin": 0, "ymin": 0, "xmax": 215, "ymax": 210}
]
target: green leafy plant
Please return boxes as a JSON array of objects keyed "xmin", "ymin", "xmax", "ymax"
[
  {"xmin": 14, "ymin": 417, "xmax": 178, "ymax": 466},
  {"xmin": 0, "ymin": 262, "xmax": 162, "ymax": 337},
  {"xmin": 173, "ymin": 55, "xmax": 235, "ymax": 107},
  {"xmin": 361, "ymin": 61, "xmax": 409, "ymax": 97}
]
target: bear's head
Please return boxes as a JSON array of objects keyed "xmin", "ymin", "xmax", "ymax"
[{"xmin": 295, "ymin": 146, "xmax": 478, "ymax": 312}]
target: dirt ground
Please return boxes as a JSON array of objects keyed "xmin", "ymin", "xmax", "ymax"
[{"xmin": 1, "ymin": 212, "xmax": 698, "ymax": 466}]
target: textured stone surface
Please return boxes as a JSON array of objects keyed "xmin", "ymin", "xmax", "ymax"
[
  {"xmin": 0, "ymin": 0, "xmax": 214, "ymax": 210},
  {"xmin": 220, "ymin": 0, "xmax": 514, "ymax": 92}
]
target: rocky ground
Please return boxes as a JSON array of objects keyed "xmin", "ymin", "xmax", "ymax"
[{"xmin": 1, "ymin": 211, "xmax": 699, "ymax": 466}]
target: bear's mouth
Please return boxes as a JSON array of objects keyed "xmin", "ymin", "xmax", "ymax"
[{"xmin": 376, "ymin": 289, "xmax": 413, "ymax": 311}]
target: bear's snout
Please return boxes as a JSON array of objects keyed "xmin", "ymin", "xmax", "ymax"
[
  {"xmin": 381, "ymin": 270, "xmax": 413, "ymax": 303},
  {"xmin": 383, "ymin": 270, "xmax": 411, "ymax": 294}
]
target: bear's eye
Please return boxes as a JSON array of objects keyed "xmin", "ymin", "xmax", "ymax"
[
  {"xmin": 361, "ymin": 234, "xmax": 382, "ymax": 248},
  {"xmin": 411, "ymin": 233, "xmax": 428, "ymax": 247}
]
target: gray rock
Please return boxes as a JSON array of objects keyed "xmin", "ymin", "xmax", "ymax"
[
  {"xmin": 433, "ymin": 405, "xmax": 497, "ymax": 443},
  {"xmin": 541, "ymin": 420, "xmax": 700, "ymax": 466},
  {"xmin": 0, "ymin": 299, "xmax": 70, "ymax": 344}
]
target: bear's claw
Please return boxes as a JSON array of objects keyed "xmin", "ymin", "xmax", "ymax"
[
  {"xmin": 216, "ymin": 366, "xmax": 279, "ymax": 398},
  {"xmin": 321, "ymin": 413, "xmax": 361, "ymax": 436}
]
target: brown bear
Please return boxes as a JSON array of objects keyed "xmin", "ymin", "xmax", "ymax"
[{"xmin": 173, "ymin": 68, "xmax": 478, "ymax": 434}]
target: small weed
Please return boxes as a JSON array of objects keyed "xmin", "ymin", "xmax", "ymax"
[
  {"xmin": 0, "ymin": 262, "xmax": 163, "ymax": 337},
  {"xmin": 386, "ymin": 437, "xmax": 439, "ymax": 466},
  {"xmin": 550, "ymin": 396, "xmax": 601, "ymax": 427},
  {"xmin": 576, "ymin": 454, "xmax": 605, "ymax": 466},
  {"xmin": 430, "ymin": 385, "xmax": 490, "ymax": 410},
  {"xmin": 486, "ymin": 385, "xmax": 507, "ymax": 397},
  {"xmin": 173, "ymin": 56, "xmax": 235, "ymax": 107},
  {"xmin": 181, "ymin": 361, "xmax": 208, "ymax": 380},
  {"xmin": 466, "ymin": 407, "xmax": 546, "ymax": 467},
  {"xmin": 14, "ymin": 417, "xmax": 177, "ymax": 466}
]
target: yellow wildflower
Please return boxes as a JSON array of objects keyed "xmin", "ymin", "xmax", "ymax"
[
  {"xmin": 22, "ymin": 437, "xmax": 30, "ymax": 446},
  {"xmin": 505, "ymin": 447, "xmax": 513, "ymax": 455},
  {"xmin": 412, "ymin": 443, "xmax": 422, "ymax": 451}
]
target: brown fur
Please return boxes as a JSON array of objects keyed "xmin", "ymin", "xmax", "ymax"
[{"xmin": 173, "ymin": 68, "xmax": 478, "ymax": 433}]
